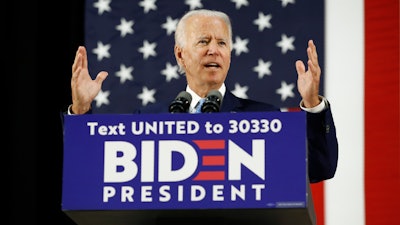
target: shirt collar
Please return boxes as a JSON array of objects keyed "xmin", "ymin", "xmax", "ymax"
[{"xmin": 186, "ymin": 84, "xmax": 226, "ymax": 113}]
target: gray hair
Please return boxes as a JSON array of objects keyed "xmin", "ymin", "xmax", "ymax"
[{"xmin": 175, "ymin": 9, "xmax": 233, "ymax": 74}]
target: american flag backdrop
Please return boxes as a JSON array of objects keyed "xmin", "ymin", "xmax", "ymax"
[
  {"xmin": 84, "ymin": 0, "xmax": 324, "ymax": 113},
  {"xmin": 82, "ymin": 1, "xmax": 400, "ymax": 225}
]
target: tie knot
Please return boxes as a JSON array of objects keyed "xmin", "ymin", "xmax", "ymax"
[{"xmin": 194, "ymin": 98, "xmax": 206, "ymax": 113}]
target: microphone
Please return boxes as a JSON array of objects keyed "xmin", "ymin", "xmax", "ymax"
[
  {"xmin": 201, "ymin": 90, "xmax": 223, "ymax": 113},
  {"xmin": 169, "ymin": 91, "xmax": 192, "ymax": 113}
]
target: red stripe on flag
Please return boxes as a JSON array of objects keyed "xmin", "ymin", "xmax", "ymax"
[
  {"xmin": 202, "ymin": 156, "xmax": 225, "ymax": 166},
  {"xmin": 193, "ymin": 140, "xmax": 225, "ymax": 149},
  {"xmin": 311, "ymin": 182, "xmax": 325, "ymax": 225},
  {"xmin": 193, "ymin": 171, "xmax": 225, "ymax": 180},
  {"xmin": 365, "ymin": 0, "xmax": 400, "ymax": 224}
]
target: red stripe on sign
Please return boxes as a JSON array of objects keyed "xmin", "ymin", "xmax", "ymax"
[
  {"xmin": 365, "ymin": 0, "xmax": 400, "ymax": 225},
  {"xmin": 202, "ymin": 156, "xmax": 225, "ymax": 166},
  {"xmin": 193, "ymin": 171, "xmax": 225, "ymax": 180},
  {"xmin": 193, "ymin": 140, "xmax": 225, "ymax": 149}
]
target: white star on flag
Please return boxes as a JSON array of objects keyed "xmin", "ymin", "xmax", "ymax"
[
  {"xmin": 94, "ymin": 89, "xmax": 110, "ymax": 107},
  {"xmin": 232, "ymin": 36, "xmax": 249, "ymax": 56},
  {"xmin": 276, "ymin": 34, "xmax": 296, "ymax": 54},
  {"xmin": 161, "ymin": 16, "xmax": 178, "ymax": 36},
  {"xmin": 161, "ymin": 62, "xmax": 179, "ymax": 82},
  {"xmin": 231, "ymin": 83, "xmax": 249, "ymax": 99},
  {"xmin": 116, "ymin": 18, "xmax": 134, "ymax": 37},
  {"xmin": 138, "ymin": 40, "xmax": 157, "ymax": 59},
  {"xmin": 139, "ymin": 0, "xmax": 157, "ymax": 13},
  {"xmin": 253, "ymin": 59, "xmax": 272, "ymax": 79},
  {"xmin": 93, "ymin": 0, "xmax": 111, "ymax": 15},
  {"xmin": 185, "ymin": 0, "xmax": 203, "ymax": 10},
  {"xmin": 253, "ymin": 12, "xmax": 272, "ymax": 32},
  {"xmin": 276, "ymin": 81, "xmax": 295, "ymax": 101},
  {"xmin": 137, "ymin": 86, "xmax": 156, "ymax": 106},
  {"xmin": 115, "ymin": 64, "xmax": 134, "ymax": 84},
  {"xmin": 93, "ymin": 41, "xmax": 111, "ymax": 61}
]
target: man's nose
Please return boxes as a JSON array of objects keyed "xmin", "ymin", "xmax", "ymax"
[{"xmin": 207, "ymin": 42, "xmax": 219, "ymax": 55}]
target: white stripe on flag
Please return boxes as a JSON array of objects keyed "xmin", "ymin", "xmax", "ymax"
[{"xmin": 325, "ymin": 0, "xmax": 365, "ymax": 225}]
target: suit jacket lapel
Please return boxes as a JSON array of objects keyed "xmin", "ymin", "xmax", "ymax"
[{"xmin": 220, "ymin": 91, "xmax": 242, "ymax": 112}]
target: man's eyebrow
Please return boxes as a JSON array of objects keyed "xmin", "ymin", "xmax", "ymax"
[{"xmin": 197, "ymin": 35, "xmax": 210, "ymax": 39}]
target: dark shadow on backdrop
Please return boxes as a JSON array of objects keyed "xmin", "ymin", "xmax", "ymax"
[{"xmin": 13, "ymin": 1, "xmax": 84, "ymax": 224}]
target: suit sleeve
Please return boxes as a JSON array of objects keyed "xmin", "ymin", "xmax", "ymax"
[{"xmin": 306, "ymin": 102, "xmax": 339, "ymax": 183}]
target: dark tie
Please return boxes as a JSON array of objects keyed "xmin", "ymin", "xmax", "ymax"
[{"xmin": 194, "ymin": 98, "xmax": 206, "ymax": 113}]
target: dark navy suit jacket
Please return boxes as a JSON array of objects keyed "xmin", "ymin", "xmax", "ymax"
[{"xmin": 138, "ymin": 91, "xmax": 339, "ymax": 183}]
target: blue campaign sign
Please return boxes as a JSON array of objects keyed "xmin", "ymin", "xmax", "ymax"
[{"xmin": 62, "ymin": 111, "xmax": 307, "ymax": 211}]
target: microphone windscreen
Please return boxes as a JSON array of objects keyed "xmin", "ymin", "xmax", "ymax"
[
  {"xmin": 168, "ymin": 91, "xmax": 192, "ymax": 113},
  {"xmin": 202, "ymin": 90, "xmax": 222, "ymax": 113},
  {"xmin": 177, "ymin": 91, "xmax": 192, "ymax": 103},
  {"xmin": 207, "ymin": 90, "xmax": 222, "ymax": 101}
]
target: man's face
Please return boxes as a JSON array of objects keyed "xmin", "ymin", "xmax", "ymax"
[{"xmin": 175, "ymin": 15, "xmax": 231, "ymax": 95}]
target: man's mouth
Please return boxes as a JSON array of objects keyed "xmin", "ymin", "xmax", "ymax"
[{"xmin": 205, "ymin": 63, "xmax": 220, "ymax": 68}]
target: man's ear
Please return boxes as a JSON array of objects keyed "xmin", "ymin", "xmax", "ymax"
[{"xmin": 174, "ymin": 45, "xmax": 183, "ymax": 63}]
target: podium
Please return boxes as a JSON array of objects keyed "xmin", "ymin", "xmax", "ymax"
[{"xmin": 62, "ymin": 111, "xmax": 316, "ymax": 225}]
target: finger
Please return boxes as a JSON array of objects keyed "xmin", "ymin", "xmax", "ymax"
[
  {"xmin": 308, "ymin": 59, "xmax": 321, "ymax": 78},
  {"xmin": 307, "ymin": 59, "xmax": 316, "ymax": 75},
  {"xmin": 307, "ymin": 40, "xmax": 319, "ymax": 67},
  {"xmin": 295, "ymin": 60, "xmax": 306, "ymax": 75},
  {"xmin": 72, "ymin": 54, "xmax": 82, "ymax": 80},
  {"xmin": 71, "ymin": 67, "xmax": 81, "ymax": 85},
  {"xmin": 308, "ymin": 40, "xmax": 316, "ymax": 52},
  {"xmin": 308, "ymin": 41, "xmax": 321, "ymax": 74},
  {"xmin": 72, "ymin": 47, "xmax": 85, "ymax": 74},
  {"xmin": 72, "ymin": 48, "xmax": 80, "ymax": 73},
  {"xmin": 95, "ymin": 71, "xmax": 109, "ymax": 84},
  {"xmin": 80, "ymin": 46, "xmax": 88, "ymax": 69}
]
